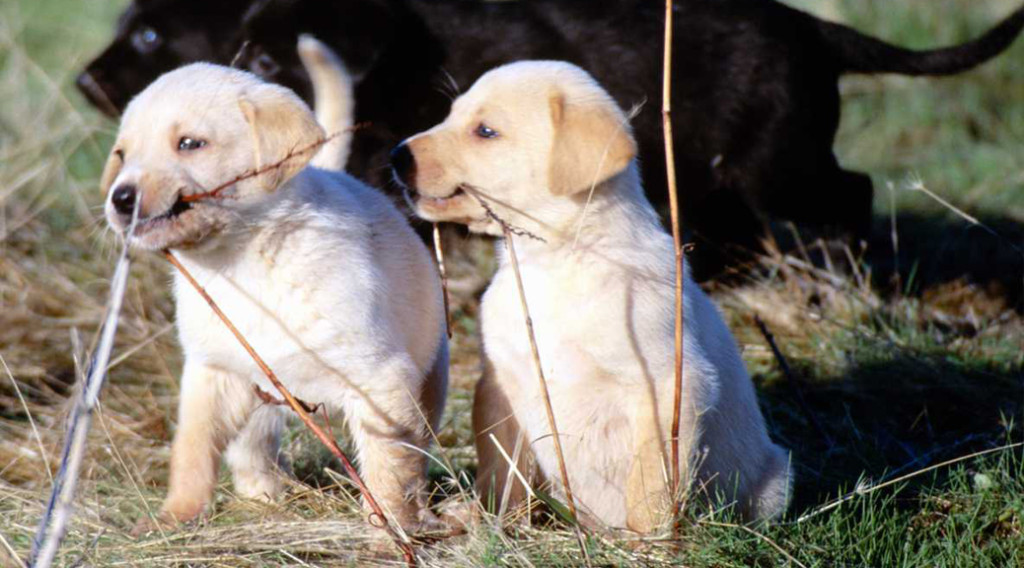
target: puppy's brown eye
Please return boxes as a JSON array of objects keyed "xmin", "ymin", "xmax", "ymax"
[
  {"xmin": 475, "ymin": 123, "xmax": 499, "ymax": 139},
  {"xmin": 178, "ymin": 137, "xmax": 207, "ymax": 151},
  {"xmin": 114, "ymin": 148, "xmax": 125, "ymax": 160}
]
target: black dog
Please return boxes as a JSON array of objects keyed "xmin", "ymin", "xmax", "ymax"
[{"xmin": 77, "ymin": 0, "xmax": 1024, "ymax": 275}]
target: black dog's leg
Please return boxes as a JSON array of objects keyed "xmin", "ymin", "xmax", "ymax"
[
  {"xmin": 685, "ymin": 187, "xmax": 768, "ymax": 280},
  {"xmin": 767, "ymin": 154, "xmax": 875, "ymax": 241}
]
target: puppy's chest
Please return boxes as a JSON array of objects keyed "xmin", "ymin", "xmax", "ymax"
[
  {"xmin": 174, "ymin": 259, "xmax": 334, "ymax": 372},
  {"xmin": 481, "ymin": 262, "xmax": 618, "ymax": 388}
]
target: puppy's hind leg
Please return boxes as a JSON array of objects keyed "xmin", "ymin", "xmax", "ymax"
[
  {"xmin": 743, "ymin": 444, "xmax": 791, "ymax": 522},
  {"xmin": 224, "ymin": 405, "xmax": 289, "ymax": 502},
  {"xmin": 343, "ymin": 358, "xmax": 440, "ymax": 533}
]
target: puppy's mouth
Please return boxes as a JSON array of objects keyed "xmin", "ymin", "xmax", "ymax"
[
  {"xmin": 404, "ymin": 185, "xmax": 468, "ymax": 212},
  {"xmin": 133, "ymin": 192, "xmax": 196, "ymax": 234}
]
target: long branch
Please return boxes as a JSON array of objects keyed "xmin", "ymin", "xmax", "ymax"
[
  {"xmin": 500, "ymin": 232, "xmax": 576, "ymax": 519},
  {"xmin": 181, "ymin": 124, "xmax": 368, "ymax": 204},
  {"xmin": 663, "ymin": 0, "xmax": 687, "ymax": 511},
  {"xmin": 501, "ymin": 230, "xmax": 592, "ymax": 566},
  {"xmin": 163, "ymin": 250, "xmax": 417, "ymax": 567}
]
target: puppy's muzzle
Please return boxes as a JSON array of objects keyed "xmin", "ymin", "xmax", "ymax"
[{"xmin": 389, "ymin": 143, "xmax": 417, "ymax": 188}]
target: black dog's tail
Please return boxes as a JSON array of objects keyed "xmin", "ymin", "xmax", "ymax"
[{"xmin": 816, "ymin": 4, "xmax": 1024, "ymax": 75}]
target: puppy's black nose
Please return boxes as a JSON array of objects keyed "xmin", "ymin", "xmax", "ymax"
[
  {"xmin": 111, "ymin": 184, "xmax": 137, "ymax": 216},
  {"xmin": 390, "ymin": 143, "xmax": 416, "ymax": 186}
]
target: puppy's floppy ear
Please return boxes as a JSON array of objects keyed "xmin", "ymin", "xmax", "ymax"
[
  {"xmin": 548, "ymin": 92, "xmax": 637, "ymax": 196},
  {"xmin": 99, "ymin": 146, "xmax": 123, "ymax": 195},
  {"xmin": 238, "ymin": 84, "xmax": 325, "ymax": 191}
]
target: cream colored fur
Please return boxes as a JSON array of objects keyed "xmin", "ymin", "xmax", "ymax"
[
  {"xmin": 103, "ymin": 63, "xmax": 448, "ymax": 533},
  {"xmin": 398, "ymin": 61, "xmax": 790, "ymax": 531}
]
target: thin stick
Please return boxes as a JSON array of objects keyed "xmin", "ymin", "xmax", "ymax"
[
  {"xmin": 180, "ymin": 124, "xmax": 368, "ymax": 204},
  {"xmin": 887, "ymin": 182, "xmax": 901, "ymax": 292},
  {"xmin": 488, "ymin": 433, "xmax": 537, "ymax": 500},
  {"xmin": 501, "ymin": 230, "xmax": 591, "ymax": 566},
  {"xmin": 1, "ymin": 356, "xmax": 52, "ymax": 484},
  {"xmin": 907, "ymin": 176, "xmax": 1024, "ymax": 304},
  {"xmin": 501, "ymin": 232, "xmax": 576, "ymax": 518},
  {"xmin": 798, "ymin": 441, "xmax": 1023, "ymax": 523},
  {"xmin": 30, "ymin": 208, "xmax": 137, "ymax": 568},
  {"xmin": 663, "ymin": 0, "xmax": 686, "ymax": 508},
  {"xmin": 163, "ymin": 250, "xmax": 418, "ymax": 567},
  {"xmin": 753, "ymin": 316, "xmax": 834, "ymax": 449},
  {"xmin": 229, "ymin": 40, "xmax": 251, "ymax": 69},
  {"xmin": 432, "ymin": 224, "xmax": 453, "ymax": 338},
  {"xmin": 0, "ymin": 531, "xmax": 26, "ymax": 568},
  {"xmin": 701, "ymin": 520, "xmax": 809, "ymax": 568},
  {"xmin": 907, "ymin": 176, "xmax": 1022, "ymax": 255}
]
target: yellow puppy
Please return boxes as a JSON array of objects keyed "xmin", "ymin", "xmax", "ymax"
[
  {"xmin": 103, "ymin": 62, "xmax": 448, "ymax": 534},
  {"xmin": 392, "ymin": 60, "xmax": 790, "ymax": 531}
]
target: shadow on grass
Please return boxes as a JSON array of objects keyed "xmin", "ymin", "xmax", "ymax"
[
  {"xmin": 864, "ymin": 211, "xmax": 1024, "ymax": 308},
  {"xmin": 771, "ymin": 210, "xmax": 1024, "ymax": 310},
  {"xmin": 758, "ymin": 348, "xmax": 1023, "ymax": 515}
]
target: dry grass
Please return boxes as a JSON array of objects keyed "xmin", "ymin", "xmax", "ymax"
[{"xmin": 2, "ymin": 0, "xmax": 1024, "ymax": 566}]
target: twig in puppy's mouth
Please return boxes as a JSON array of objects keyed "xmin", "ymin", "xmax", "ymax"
[
  {"xmin": 155, "ymin": 192, "xmax": 195, "ymax": 220},
  {"xmin": 181, "ymin": 123, "xmax": 370, "ymax": 204},
  {"xmin": 432, "ymin": 224, "xmax": 453, "ymax": 339},
  {"xmin": 167, "ymin": 194, "xmax": 194, "ymax": 217},
  {"xmin": 459, "ymin": 184, "xmax": 546, "ymax": 243},
  {"xmin": 499, "ymin": 220, "xmax": 592, "ymax": 566},
  {"xmin": 131, "ymin": 192, "xmax": 195, "ymax": 235}
]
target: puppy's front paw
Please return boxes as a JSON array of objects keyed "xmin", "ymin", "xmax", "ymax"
[
  {"xmin": 129, "ymin": 507, "xmax": 193, "ymax": 538},
  {"xmin": 131, "ymin": 496, "xmax": 208, "ymax": 538},
  {"xmin": 232, "ymin": 469, "xmax": 286, "ymax": 502},
  {"xmin": 405, "ymin": 510, "xmax": 454, "ymax": 537},
  {"xmin": 384, "ymin": 506, "xmax": 460, "ymax": 540},
  {"xmin": 436, "ymin": 498, "xmax": 480, "ymax": 531}
]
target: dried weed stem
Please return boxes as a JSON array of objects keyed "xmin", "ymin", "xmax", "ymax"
[
  {"xmin": 753, "ymin": 316, "xmax": 834, "ymax": 449},
  {"xmin": 500, "ymin": 229, "xmax": 592, "ymax": 566},
  {"xmin": 663, "ymin": 0, "xmax": 686, "ymax": 511},
  {"xmin": 798, "ymin": 441, "xmax": 1024, "ymax": 524},
  {"xmin": 500, "ymin": 232, "xmax": 575, "ymax": 514},
  {"xmin": 163, "ymin": 250, "xmax": 418, "ymax": 567},
  {"xmin": 432, "ymin": 224, "xmax": 453, "ymax": 338},
  {"xmin": 30, "ymin": 208, "xmax": 137, "ymax": 568}
]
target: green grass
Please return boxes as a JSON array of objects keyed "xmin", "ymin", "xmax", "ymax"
[
  {"xmin": 1, "ymin": 0, "xmax": 1023, "ymax": 566},
  {"xmin": 788, "ymin": 0, "xmax": 1024, "ymax": 219}
]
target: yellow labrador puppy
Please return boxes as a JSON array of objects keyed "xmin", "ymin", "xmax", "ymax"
[
  {"xmin": 392, "ymin": 61, "xmax": 790, "ymax": 531},
  {"xmin": 103, "ymin": 62, "xmax": 448, "ymax": 533}
]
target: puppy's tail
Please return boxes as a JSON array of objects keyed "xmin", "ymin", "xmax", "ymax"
[
  {"xmin": 816, "ymin": 4, "xmax": 1024, "ymax": 75},
  {"xmin": 298, "ymin": 35, "xmax": 355, "ymax": 172}
]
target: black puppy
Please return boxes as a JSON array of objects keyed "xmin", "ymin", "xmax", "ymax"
[
  {"xmin": 78, "ymin": 0, "xmax": 1024, "ymax": 275},
  {"xmin": 76, "ymin": 0, "xmax": 254, "ymax": 115}
]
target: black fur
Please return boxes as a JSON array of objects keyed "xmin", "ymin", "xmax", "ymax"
[
  {"xmin": 76, "ymin": 0, "xmax": 254, "ymax": 114},
  {"xmin": 77, "ymin": 0, "xmax": 1024, "ymax": 275}
]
